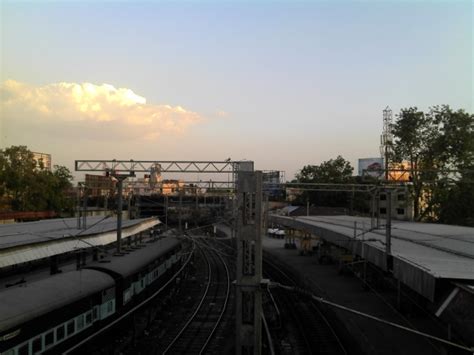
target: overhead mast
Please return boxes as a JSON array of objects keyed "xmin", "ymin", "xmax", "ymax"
[{"xmin": 380, "ymin": 106, "xmax": 393, "ymax": 181}]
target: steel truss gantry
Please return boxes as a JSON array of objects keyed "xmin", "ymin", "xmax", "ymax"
[{"xmin": 75, "ymin": 159, "xmax": 254, "ymax": 174}]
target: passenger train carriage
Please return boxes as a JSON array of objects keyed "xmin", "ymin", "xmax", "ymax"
[{"xmin": 0, "ymin": 237, "xmax": 182, "ymax": 355}]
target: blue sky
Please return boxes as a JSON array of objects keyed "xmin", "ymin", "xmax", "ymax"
[{"xmin": 1, "ymin": 0, "xmax": 472, "ymax": 180}]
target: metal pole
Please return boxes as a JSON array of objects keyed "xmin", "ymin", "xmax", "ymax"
[
  {"xmin": 386, "ymin": 190, "xmax": 392, "ymax": 270},
  {"xmin": 376, "ymin": 189, "xmax": 380, "ymax": 228},
  {"xmin": 82, "ymin": 186, "xmax": 87, "ymax": 230},
  {"xmin": 371, "ymin": 192, "xmax": 375, "ymax": 229},
  {"xmin": 179, "ymin": 189, "xmax": 183, "ymax": 233},
  {"xmin": 128, "ymin": 193, "xmax": 132, "ymax": 220},
  {"xmin": 165, "ymin": 195, "xmax": 168, "ymax": 230},
  {"xmin": 77, "ymin": 186, "xmax": 81, "ymax": 229},
  {"xmin": 117, "ymin": 178, "xmax": 123, "ymax": 255},
  {"xmin": 353, "ymin": 221, "xmax": 357, "ymax": 263},
  {"xmin": 306, "ymin": 198, "xmax": 309, "ymax": 216},
  {"xmin": 362, "ymin": 230, "xmax": 367, "ymax": 284}
]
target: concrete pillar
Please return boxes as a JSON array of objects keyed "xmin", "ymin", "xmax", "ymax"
[{"xmin": 236, "ymin": 170, "xmax": 262, "ymax": 355}]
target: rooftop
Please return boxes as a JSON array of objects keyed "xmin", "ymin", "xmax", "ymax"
[
  {"xmin": 0, "ymin": 216, "xmax": 160, "ymax": 268},
  {"xmin": 269, "ymin": 215, "xmax": 474, "ymax": 301}
]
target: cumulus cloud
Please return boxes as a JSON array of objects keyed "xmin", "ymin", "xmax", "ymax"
[{"xmin": 0, "ymin": 80, "xmax": 201, "ymax": 140}]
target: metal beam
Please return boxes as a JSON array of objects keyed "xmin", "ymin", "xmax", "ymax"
[{"xmin": 75, "ymin": 160, "xmax": 253, "ymax": 173}]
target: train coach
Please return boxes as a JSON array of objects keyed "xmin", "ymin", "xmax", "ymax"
[{"xmin": 0, "ymin": 237, "xmax": 183, "ymax": 355}]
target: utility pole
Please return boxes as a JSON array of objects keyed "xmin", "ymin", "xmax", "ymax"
[
  {"xmin": 110, "ymin": 171, "xmax": 135, "ymax": 255},
  {"xmin": 165, "ymin": 195, "xmax": 168, "ymax": 230},
  {"xmin": 179, "ymin": 188, "xmax": 183, "ymax": 233},
  {"xmin": 82, "ymin": 185, "xmax": 87, "ymax": 229},
  {"xmin": 235, "ymin": 170, "xmax": 263, "ymax": 355},
  {"xmin": 385, "ymin": 190, "xmax": 392, "ymax": 271},
  {"xmin": 76, "ymin": 186, "xmax": 81, "ymax": 229}
]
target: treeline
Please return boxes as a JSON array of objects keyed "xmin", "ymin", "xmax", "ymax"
[
  {"xmin": 391, "ymin": 106, "xmax": 473, "ymax": 225},
  {"xmin": 293, "ymin": 105, "xmax": 474, "ymax": 227},
  {"xmin": 0, "ymin": 146, "xmax": 74, "ymax": 213}
]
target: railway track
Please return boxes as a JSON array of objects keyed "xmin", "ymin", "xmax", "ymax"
[
  {"xmin": 161, "ymin": 239, "xmax": 231, "ymax": 354},
  {"xmin": 263, "ymin": 257, "xmax": 347, "ymax": 355}
]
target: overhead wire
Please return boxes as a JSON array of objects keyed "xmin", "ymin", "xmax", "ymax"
[{"xmin": 270, "ymin": 282, "xmax": 473, "ymax": 353}]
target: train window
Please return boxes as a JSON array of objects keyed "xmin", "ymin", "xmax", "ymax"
[
  {"xmin": 32, "ymin": 336, "xmax": 42, "ymax": 353},
  {"xmin": 85, "ymin": 311, "xmax": 93, "ymax": 325},
  {"xmin": 107, "ymin": 300, "xmax": 113, "ymax": 313},
  {"xmin": 66, "ymin": 320, "xmax": 75, "ymax": 336},
  {"xmin": 18, "ymin": 343, "xmax": 29, "ymax": 355},
  {"xmin": 56, "ymin": 325, "xmax": 65, "ymax": 341},
  {"xmin": 45, "ymin": 330, "xmax": 54, "ymax": 347},
  {"xmin": 77, "ymin": 315, "xmax": 85, "ymax": 331}
]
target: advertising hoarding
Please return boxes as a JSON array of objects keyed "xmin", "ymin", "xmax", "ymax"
[{"xmin": 358, "ymin": 158, "xmax": 384, "ymax": 179}]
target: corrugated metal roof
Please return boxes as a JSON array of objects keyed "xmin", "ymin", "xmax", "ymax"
[
  {"xmin": 0, "ymin": 269, "xmax": 115, "ymax": 332},
  {"xmin": 87, "ymin": 237, "xmax": 180, "ymax": 277},
  {"xmin": 269, "ymin": 215, "xmax": 474, "ymax": 301},
  {"xmin": 0, "ymin": 217, "xmax": 160, "ymax": 268}
]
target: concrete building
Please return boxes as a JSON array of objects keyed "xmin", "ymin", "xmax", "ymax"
[
  {"xmin": 85, "ymin": 174, "xmax": 116, "ymax": 197},
  {"xmin": 378, "ymin": 188, "xmax": 414, "ymax": 221},
  {"xmin": 32, "ymin": 152, "xmax": 52, "ymax": 171},
  {"xmin": 160, "ymin": 179, "xmax": 184, "ymax": 195}
]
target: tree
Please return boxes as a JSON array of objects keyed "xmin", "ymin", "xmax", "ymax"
[
  {"xmin": 0, "ymin": 145, "xmax": 74, "ymax": 213},
  {"xmin": 295, "ymin": 155, "xmax": 353, "ymax": 183},
  {"xmin": 431, "ymin": 106, "xmax": 474, "ymax": 225},
  {"xmin": 294, "ymin": 156, "xmax": 355, "ymax": 208},
  {"xmin": 391, "ymin": 106, "xmax": 474, "ymax": 223},
  {"xmin": 0, "ymin": 146, "xmax": 37, "ymax": 210},
  {"xmin": 390, "ymin": 107, "xmax": 441, "ymax": 219}
]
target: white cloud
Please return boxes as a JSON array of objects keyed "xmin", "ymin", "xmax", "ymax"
[{"xmin": 0, "ymin": 80, "xmax": 201, "ymax": 140}]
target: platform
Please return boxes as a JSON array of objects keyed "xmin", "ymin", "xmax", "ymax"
[{"xmin": 268, "ymin": 215, "xmax": 474, "ymax": 302}]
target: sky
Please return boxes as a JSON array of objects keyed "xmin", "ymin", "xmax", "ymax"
[{"xmin": 1, "ymin": 0, "xmax": 472, "ymax": 182}]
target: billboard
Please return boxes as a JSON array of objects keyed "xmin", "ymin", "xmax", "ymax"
[{"xmin": 358, "ymin": 158, "xmax": 384, "ymax": 179}]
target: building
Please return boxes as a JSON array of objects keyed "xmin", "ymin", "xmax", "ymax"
[
  {"xmin": 358, "ymin": 157, "xmax": 414, "ymax": 221},
  {"xmin": 85, "ymin": 174, "xmax": 116, "ymax": 197},
  {"xmin": 377, "ymin": 188, "xmax": 414, "ymax": 221},
  {"xmin": 32, "ymin": 152, "xmax": 52, "ymax": 171},
  {"xmin": 160, "ymin": 179, "xmax": 184, "ymax": 195}
]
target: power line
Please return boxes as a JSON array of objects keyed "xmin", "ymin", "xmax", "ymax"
[{"xmin": 270, "ymin": 282, "xmax": 473, "ymax": 353}]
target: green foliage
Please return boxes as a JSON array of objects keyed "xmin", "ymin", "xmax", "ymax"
[
  {"xmin": 294, "ymin": 156, "xmax": 356, "ymax": 209},
  {"xmin": 391, "ymin": 105, "xmax": 474, "ymax": 224},
  {"xmin": 295, "ymin": 155, "xmax": 353, "ymax": 183},
  {"xmin": 0, "ymin": 146, "xmax": 74, "ymax": 212}
]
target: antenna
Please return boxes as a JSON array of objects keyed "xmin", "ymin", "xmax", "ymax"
[{"xmin": 380, "ymin": 106, "xmax": 393, "ymax": 180}]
